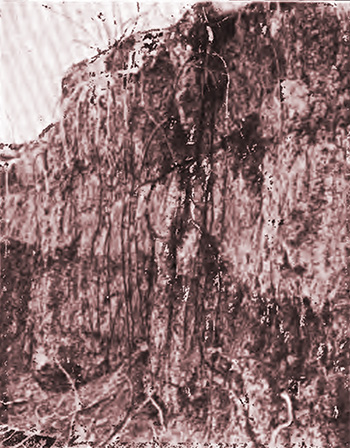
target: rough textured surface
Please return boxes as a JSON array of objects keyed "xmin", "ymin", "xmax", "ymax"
[{"xmin": 0, "ymin": 2, "xmax": 348, "ymax": 447}]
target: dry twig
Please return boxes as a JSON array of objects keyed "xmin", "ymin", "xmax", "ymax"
[
  {"xmin": 269, "ymin": 391, "xmax": 293, "ymax": 448},
  {"xmin": 54, "ymin": 357, "xmax": 83, "ymax": 445}
]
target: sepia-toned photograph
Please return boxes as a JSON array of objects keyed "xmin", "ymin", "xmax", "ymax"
[{"xmin": 0, "ymin": 1, "xmax": 349, "ymax": 447}]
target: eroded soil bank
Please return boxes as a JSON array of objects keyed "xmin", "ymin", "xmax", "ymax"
[{"xmin": 1, "ymin": 2, "xmax": 348, "ymax": 447}]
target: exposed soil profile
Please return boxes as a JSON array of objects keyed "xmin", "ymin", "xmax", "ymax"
[{"xmin": 0, "ymin": 2, "xmax": 349, "ymax": 447}]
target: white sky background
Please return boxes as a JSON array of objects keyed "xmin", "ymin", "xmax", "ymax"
[{"xmin": 0, "ymin": 1, "xmax": 194, "ymax": 144}]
